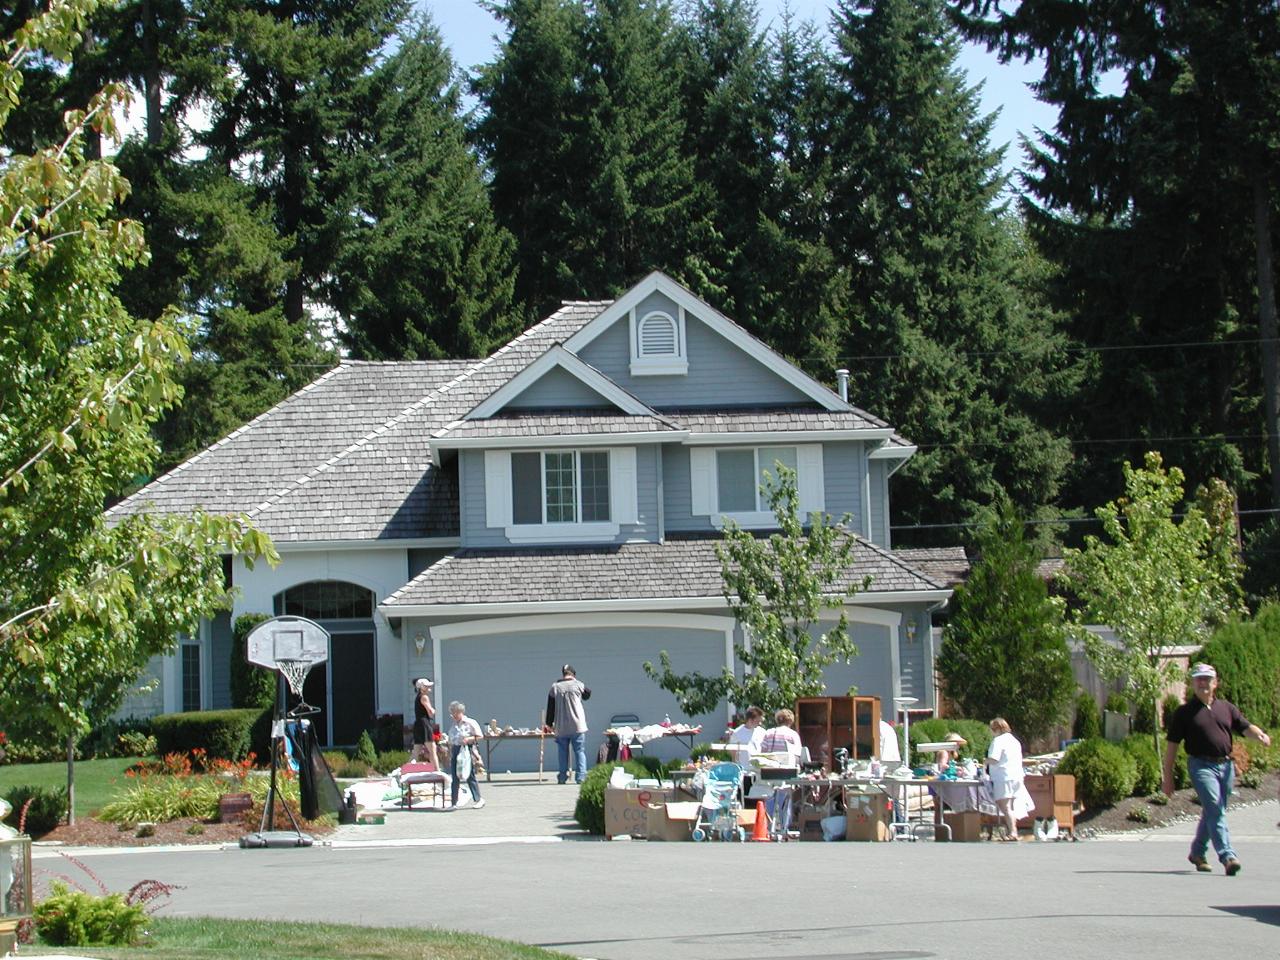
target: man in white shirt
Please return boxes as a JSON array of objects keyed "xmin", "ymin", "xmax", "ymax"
[{"xmin": 728, "ymin": 706, "xmax": 766, "ymax": 769}]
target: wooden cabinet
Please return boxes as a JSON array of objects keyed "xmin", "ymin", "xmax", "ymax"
[{"xmin": 795, "ymin": 696, "xmax": 881, "ymax": 771}]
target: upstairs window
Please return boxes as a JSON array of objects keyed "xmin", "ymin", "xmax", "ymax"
[
  {"xmin": 512, "ymin": 450, "xmax": 611, "ymax": 525},
  {"xmin": 690, "ymin": 444, "xmax": 824, "ymax": 528},
  {"xmin": 486, "ymin": 447, "xmax": 638, "ymax": 542},
  {"xmin": 716, "ymin": 447, "xmax": 797, "ymax": 513},
  {"xmin": 630, "ymin": 308, "xmax": 688, "ymax": 375}
]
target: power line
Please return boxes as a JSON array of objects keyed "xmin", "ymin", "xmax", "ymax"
[
  {"xmin": 797, "ymin": 335, "xmax": 1280, "ymax": 365},
  {"xmin": 911, "ymin": 433, "xmax": 1271, "ymax": 450},
  {"xmin": 890, "ymin": 507, "xmax": 1280, "ymax": 533}
]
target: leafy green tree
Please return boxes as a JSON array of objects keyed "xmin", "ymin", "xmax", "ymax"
[
  {"xmin": 332, "ymin": 14, "xmax": 520, "ymax": 360},
  {"xmin": 1060, "ymin": 452, "xmax": 1243, "ymax": 756},
  {"xmin": 938, "ymin": 500, "xmax": 1073, "ymax": 744},
  {"xmin": 644, "ymin": 467, "xmax": 866, "ymax": 715},
  {"xmin": 0, "ymin": 0, "xmax": 276, "ymax": 813},
  {"xmin": 825, "ymin": 0, "xmax": 1081, "ymax": 540}
]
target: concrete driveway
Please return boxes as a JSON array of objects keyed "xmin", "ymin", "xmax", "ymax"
[{"xmin": 30, "ymin": 782, "xmax": 1280, "ymax": 960}]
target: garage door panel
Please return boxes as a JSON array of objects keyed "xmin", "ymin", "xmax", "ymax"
[{"xmin": 439, "ymin": 626, "xmax": 725, "ymax": 773}]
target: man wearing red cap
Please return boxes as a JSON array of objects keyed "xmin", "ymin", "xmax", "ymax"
[{"xmin": 1163, "ymin": 662, "xmax": 1271, "ymax": 875}]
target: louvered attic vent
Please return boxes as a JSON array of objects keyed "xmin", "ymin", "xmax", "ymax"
[{"xmin": 631, "ymin": 309, "xmax": 687, "ymax": 375}]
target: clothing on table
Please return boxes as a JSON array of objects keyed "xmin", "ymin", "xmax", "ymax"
[
  {"xmin": 1167, "ymin": 698, "xmax": 1249, "ymax": 761},
  {"xmin": 986, "ymin": 731, "xmax": 1024, "ymax": 800},
  {"xmin": 878, "ymin": 719, "xmax": 901, "ymax": 764},
  {"xmin": 759, "ymin": 726, "xmax": 802, "ymax": 763},
  {"xmin": 546, "ymin": 677, "xmax": 591, "ymax": 738},
  {"xmin": 728, "ymin": 723, "xmax": 765, "ymax": 769}
]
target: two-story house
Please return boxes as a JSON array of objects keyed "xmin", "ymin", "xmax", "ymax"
[{"xmin": 110, "ymin": 272, "xmax": 950, "ymax": 767}]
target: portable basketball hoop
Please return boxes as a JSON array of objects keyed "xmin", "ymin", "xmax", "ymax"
[{"xmin": 240, "ymin": 616, "xmax": 330, "ymax": 849}]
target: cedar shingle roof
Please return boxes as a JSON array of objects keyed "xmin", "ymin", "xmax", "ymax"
[
  {"xmin": 383, "ymin": 532, "xmax": 947, "ymax": 608},
  {"xmin": 433, "ymin": 408, "xmax": 682, "ymax": 440},
  {"xmin": 668, "ymin": 406, "xmax": 889, "ymax": 433}
]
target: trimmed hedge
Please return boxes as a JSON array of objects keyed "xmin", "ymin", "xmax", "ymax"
[
  {"xmin": 907, "ymin": 718, "xmax": 993, "ymax": 764},
  {"xmin": 151, "ymin": 709, "xmax": 263, "ymax": 761},
  {"xmin": 1058, "ymin": 738, "xmax": 1137, "ymax": 808},
  {"xmin": 574, "ymin": 760, "xmax": 652, "ymax": 835},
  {"xmin": 1196, "ymin": 604, "xmax": 1280, "ymax": 729}
]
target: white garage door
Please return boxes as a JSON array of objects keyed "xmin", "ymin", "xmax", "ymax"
[{"xmin": 438, "ymin": 619, "xmax": 728, "ymax": 773}]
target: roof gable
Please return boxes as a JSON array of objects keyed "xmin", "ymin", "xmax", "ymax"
[
  {"xmin": 465, "ymin": 344, "xmax": 659, "ymax": 419},
  {"xmin": 564, "ymin": 272, "xmax": 849, "ymax": 412}
]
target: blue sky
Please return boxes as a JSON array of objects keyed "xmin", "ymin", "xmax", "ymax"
[{"xmin": 421, "ymin": 0, "xmax": 1057, "ymax": 175}]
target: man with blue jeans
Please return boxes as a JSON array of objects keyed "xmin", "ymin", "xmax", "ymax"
[
  {"xmin": 547, "ymin": 664, "xmax": 591, "ymax": 784},
  {"xmin": 1163, "ymin": 662, "xmax": 1271, "ymax": 875}
]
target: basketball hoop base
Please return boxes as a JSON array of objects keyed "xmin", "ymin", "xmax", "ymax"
[{"xmin": 239, "ymin": 830, "xmax": 314, "ymax": 849}]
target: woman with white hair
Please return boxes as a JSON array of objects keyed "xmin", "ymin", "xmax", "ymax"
[
  {"xmin": 446, "ymin": 700, "xmax": 485, "ymax": 810},
  {"xmin": 412, "ymin": 678, "xmax": 438, "ymax": 766}
]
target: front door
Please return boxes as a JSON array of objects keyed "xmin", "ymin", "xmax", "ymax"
[{"xmin": 330, "ymin": 632, "xmax": 376, "ymax": 747}]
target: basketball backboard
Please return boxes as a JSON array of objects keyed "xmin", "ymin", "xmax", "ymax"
[{"xmin": 246, "ymin": 616, "xmax": 329, "ymax": 670}]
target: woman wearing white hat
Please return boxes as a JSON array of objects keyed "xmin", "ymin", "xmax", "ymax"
[{"xmin": 412, "ymin": 678, "xmax": 438, "ymax": 766}]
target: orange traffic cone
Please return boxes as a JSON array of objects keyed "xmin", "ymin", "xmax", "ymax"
[{"xmin": 750, "ymin": 800, "xmax": 771, "ymax": 842}]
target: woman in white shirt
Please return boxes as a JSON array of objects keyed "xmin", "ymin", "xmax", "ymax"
[{"xmin": 986, "ymin": 717, "xmax": 1024, "ymax": 841}]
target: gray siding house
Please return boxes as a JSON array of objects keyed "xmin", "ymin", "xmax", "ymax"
[{"xmin": 111, "ymin": 273, "xmax": 950, "ymax": 764}]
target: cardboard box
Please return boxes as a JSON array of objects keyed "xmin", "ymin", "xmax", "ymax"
[
  {"xmin": 646, "ymin": 801, "xmax": 699, "ymax": 841},
  {"xmin": 845, "ymin": 793, "xmax": 892, "ymax": 842},
  {"xmin": 942, "ymin": 810, "xmax": 982, "ymax": 842},
  {"xmin": 604, "ymin": 786, "xmax": 672, "ymax": 839}
]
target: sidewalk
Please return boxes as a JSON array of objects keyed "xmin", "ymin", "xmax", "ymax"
[
  {"xmin": 1094, "ymin": 797, "xmax": 1280, "ymax": 843},
  {"xmin": 330, "ymin": 772, "xmax": 588, "ymax": 847}
]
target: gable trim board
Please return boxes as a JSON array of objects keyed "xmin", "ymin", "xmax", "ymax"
[
  {"xmin": 379, "ymin": 590, "xmax": 951, "ymax": 619},
  {"xmin": 464, "ymin": 344, "xmax": 668, "ymax": 421},
  {"xmin": 684, "ymin": 428, "xmax": 893, "ymax": 445},
  {"xmin": 564, "ymin": 272, "xmax": 849, "ymax": 413}
]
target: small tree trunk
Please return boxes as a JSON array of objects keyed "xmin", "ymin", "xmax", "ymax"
[
  {"xmin": 66, "ymin": 734, "xmax": 76, "ymax": 827},
  {"xmin": 1254, "ymin": 176, "xmax": 1280, "ymax": 509}
]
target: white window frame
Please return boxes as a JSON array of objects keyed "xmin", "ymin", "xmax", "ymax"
[
  {"xmin": 629, "ymin": 306, "xmax": 688, "ymax": 376},
  {"xmin": 690, "ymin": 444, "xmax": 824, "ymax": 528},
  {"xmin": 485, "ymin": 447, "xmax": 637, "ymax": 543}
]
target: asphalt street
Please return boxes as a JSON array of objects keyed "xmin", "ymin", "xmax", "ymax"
[{"xmin": 33, "ymin": 802, "xmax": 1280, "ymax": 960}]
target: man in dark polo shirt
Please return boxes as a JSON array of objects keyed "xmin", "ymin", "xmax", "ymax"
[{"xmin": 1163, "ymin": 662, "xmax": 1272, "ymax": 875}]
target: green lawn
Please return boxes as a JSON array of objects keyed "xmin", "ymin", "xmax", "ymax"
[
  {"xmin": 0, "ymin": 756, "xmax": 143, "ymax": 820},
  {"xmin": 36, "ymin": 917, "xmax": 575, "ymax": 960}
]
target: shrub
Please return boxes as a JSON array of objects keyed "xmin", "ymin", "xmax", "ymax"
[
  {"xmin": 1196, "ymin": 604, "xmax": 1280, "ymax": 728},
  {"xmin": 1104, "ymin": 692, "xmax": 1129, "ymax": 715},
  {"xmin": 1131, "ymin": 698, "xmax": 1158, "ymax": 736},
  {"xmin": 1057, "ymin": 738, "xmax": 1138, "ymax": 808},
  {"xmin": 573, "ymin": 760, "xmax": 651, "ymax": 835},
  {"xmin": 99, "ymin": 777, "xmax": 223, "ymax": 823},
  {"xmin": 1237, "ymin": 767, "xmax": 1263, "ymax": 789},
  {"xmin": 907, "ymin": 718, "xmax": 993, "ymax": 764},
  {"xmin": 335, "ymin": 759, "xmax": 372, "ymax": 779},
  {"xmin": 1127, "ymin": 806, "xmax": 1151, "ymax": 823},
  {"xmin": 80, "ymin": 718, "xmax": 154, "ymax": 759},
  {"xmin": 353, "ymin": 731, "xmax": 377, "ymax": 766},
  {"xmin": 1121, "ymin": 735, "xmax": 1162, "ymax": 796},
  {"xmin": 629, "ymin": 755, "xmax": 668, "ymax": 779},
  {"xmin": 321, "ymin": 750, "xmax": 350, "ymax": 770},
  {"xmin": 35, "ymin": 883, "xmax": 147, "ymax": 947},
  {"xmin": 1147, "ymin": 792, "xmax": 1169, "ymax": 806},
  {"xmin": 151, "ymin": 709, "xmax": 261, "ymax": 761},
  {"xmin": 118, "ymin": 730, "xmax": 157, "ymax": 757},
  {"xmin": 1243, "ymin": 732, "xmax": 1279, "ymax": 772},
  {"xmin": 231, "ymin": 614, "xmax": 277, "ymax": 710},
  {"xmin": 2, "ymin": 785, "xmax": 67, "ymax": 837},
  {"xmin": 374, "ymin": 750, "xmax": 410, "ymax": 773},
  {"xmin": 1160, "ymin": 694, "xmax": 1182, "ymax": 732},
  {"xmin": 1072, "ymin": 692, "xmax": 1102, "ymax": 740}
]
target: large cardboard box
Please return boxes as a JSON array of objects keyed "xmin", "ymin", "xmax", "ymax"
[
  {"xmin": 646, "ymin": 801, "xmax": 699, "ymax": 841},
  {"xmin": 845, "ymin": 792, "xmax": 891, "ymax": 842},
  {"xmin": 604, "ymin": 786, "xmax": 672, "ymax": 839},
  {"xmin": 942, "ymin": 810, "xmax": 982, "ymax": 842}
]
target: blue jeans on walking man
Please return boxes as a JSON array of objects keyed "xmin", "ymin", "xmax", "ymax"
[
  {"xmin": 556, "ymin": 733, "xmax": 587, "ymax": 784},
  {"xmin": 1188, "ymin": 756, "xmax": 1236, "ymax": 863}
]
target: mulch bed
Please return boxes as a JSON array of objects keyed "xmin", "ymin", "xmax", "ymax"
[
  {"xmin": 35, "ymin": 807, "xmax": 335, "ymax": 848},
  {"xmin": 1073, "ymin": 768, "xmax": 1280, "ymax": 837}
]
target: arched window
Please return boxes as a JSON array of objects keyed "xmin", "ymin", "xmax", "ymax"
[
  {"xmin": 637, "ymin": 311, "xmax": 678, "ymax": 357},
  {"xmin": 273, "ymin": 580, "xmax": 374, "ymax": 620}
]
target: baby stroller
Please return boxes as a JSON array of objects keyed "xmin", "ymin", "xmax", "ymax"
[{"xmin": 692, "ymin": 762, "xmax": 745, "ymax": 842}]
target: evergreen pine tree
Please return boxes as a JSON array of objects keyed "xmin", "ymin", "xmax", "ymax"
[
  {"xmin": 331, "ymin": 14, "xmax": 520, "ymax": 360},
  {"xmin": 938, "ymin": 501, "xmax": 1074, "ymax": 743},
  {"xmin": 826, "ymin": 0, "xmax": 1079, "ymax": 539}
]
